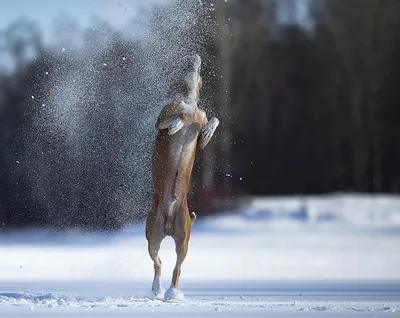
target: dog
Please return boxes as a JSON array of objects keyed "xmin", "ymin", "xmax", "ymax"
[{"xmin": 146, "ymin": 54, "xmax": 219, "ymax": 299}]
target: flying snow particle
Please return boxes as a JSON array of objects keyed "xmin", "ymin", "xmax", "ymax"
[
  {"xmin": 30, "ymin": 0, "xmax": 219, "ymax": 229},
  {"xmin": 31, "ymin": 95, "xmax": 34, "ymax": 99}
]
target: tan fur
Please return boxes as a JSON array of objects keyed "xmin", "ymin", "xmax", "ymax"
[{"xmin": 145, "ymin": 55, "xmax": 218, "ymax": 295}]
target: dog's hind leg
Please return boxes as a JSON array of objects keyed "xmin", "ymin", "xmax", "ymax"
[
  {"xmin": 164, "ymin": 204, "xmax": 191, "ymax": 300},
  {"xmin": 164, "ymin": 235, "xmax": 189, "ymax": 300},
  {"xmin": 147, "ymin": 237, "xmax": 164, "ymax": 297},
  {"xmin": 146, "ymin": 208, "xmax": 165, "ymax": 297}
]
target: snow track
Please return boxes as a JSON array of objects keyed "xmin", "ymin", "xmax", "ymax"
[
  {"xmin": 1, "ymin": 195, "xmax": 400, "ymax": 317},
  {"xmin": 1, "ymin": 281, "xmax": 399, "ymax": 317}
]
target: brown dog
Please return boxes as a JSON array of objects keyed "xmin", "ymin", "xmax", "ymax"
[{"xmin": 146, "ymin": 54, "xmax": 219, "ymax": 299}]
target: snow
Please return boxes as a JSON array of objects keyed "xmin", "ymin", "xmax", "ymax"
[
  {"xmin": 1, "ymin": 281, "xmax": 399, "ymax": 317},
  {"xmin": 164, "ymin": 287, "xmax": 185, "ymax": 300},
  {"xmin": 0, "ymin": 194, "xmax": 400, "ymax": 317}
]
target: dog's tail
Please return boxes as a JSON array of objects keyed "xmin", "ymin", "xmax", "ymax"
[{"xmin": 164, "ymin": 195, "xmax": 178, "ymax": 236}]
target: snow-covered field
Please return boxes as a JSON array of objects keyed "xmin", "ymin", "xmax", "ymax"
[{"xmin": 1, "ymin": 194, "xmax": 400, "ymax": 317}]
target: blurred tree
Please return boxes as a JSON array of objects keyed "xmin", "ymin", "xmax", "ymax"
[
  {"xmin": 0, "ymin": 19, "xmax": 45, "ymax": 227},
  {"xmin": 2, "ymin": 0, "xmax": 400, "ymax": 230},
  {"xmin": 4, "ymin": 19, "xmax": 42, "ymax": 71},
  {"xmin": 312, "ymin": 0, "xmax": 400, "ymax": 192},
  {"xmin": 222, "ymin": 0, "xmax": 276, "ymax": 195}
]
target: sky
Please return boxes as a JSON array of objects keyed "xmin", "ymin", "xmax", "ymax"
[
  {"xmin": 278, "ymin": 0, "xmax": 312, "ymax": 30},
  {"xmin": 0, "ymin": 0, "xmax": 166, "ymax": 44},
  {"xmin": 0, "ymin": 0, "xmax": 312, "ymax": 44}
]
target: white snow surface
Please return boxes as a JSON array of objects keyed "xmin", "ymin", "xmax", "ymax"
[{"xmin": 1, "ymin": 194, "xmax": 400, "ymax": 317}]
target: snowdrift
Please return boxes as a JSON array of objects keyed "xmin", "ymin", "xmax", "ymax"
[{"xmin": 197, "ymin": 194, "xmax": 400, "ymax": 233}]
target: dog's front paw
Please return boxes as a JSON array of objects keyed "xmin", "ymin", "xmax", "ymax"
[
  {"xmin": 201, "ymin": 117, "xmax": 219, "ymax": 138},
  {"xmin": 168, "ymin": 116, "xmax": 185, "ymax": 135},
  {"xmin": 199, "ymin": 117, "xmax": 219, "ymax": 149}
]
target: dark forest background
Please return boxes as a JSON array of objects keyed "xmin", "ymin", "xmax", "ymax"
[{"xmin": 1, "ymin": 0, "xmax": 400, "ymax": 230}]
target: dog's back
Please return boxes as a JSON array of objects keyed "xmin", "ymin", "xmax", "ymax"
[
  {"xmin": 152, "ymin": 116, "xmax": 202, "ymax": 235},
  {"xmin": 145, "ymin": 54, "xmax": 219, "ymax": 298}
]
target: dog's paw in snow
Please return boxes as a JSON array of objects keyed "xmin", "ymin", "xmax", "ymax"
[
  {"xmin": 164, "ymin": 286, "xmax": 185, "ymax": 301},
  {"xmin": 146, "ymin": 288, "xmax": 166, "ymax": 300}
]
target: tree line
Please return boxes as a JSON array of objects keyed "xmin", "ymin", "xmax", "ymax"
[
  {"xmin": 1, "ymin": 0, "xmax": 400, "ymax": 230},
  {"xmin": 214, "ymin": 0, "xmax": 400, "ymax": 196}
]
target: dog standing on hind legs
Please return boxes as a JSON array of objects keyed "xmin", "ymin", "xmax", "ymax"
[{"xmin": 146, "ymin": 54, "xmax": 219, "ymax": 299}]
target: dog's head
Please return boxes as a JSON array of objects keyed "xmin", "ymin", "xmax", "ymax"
[{"xmin": 167, "ymin": 54, "xmax": 202, "ymax": 102}]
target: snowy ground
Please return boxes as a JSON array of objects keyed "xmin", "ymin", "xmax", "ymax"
[{"xmin": 1, "ymin": 194, "xmax": 400, "ymax": 317}]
